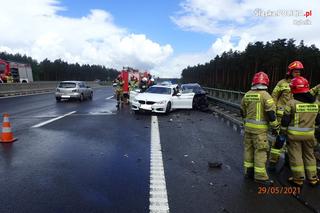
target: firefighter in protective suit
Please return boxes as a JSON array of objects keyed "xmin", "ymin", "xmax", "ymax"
[
  {"xmin": 280, "ymin": 76, "xmax": 320, "ymax": 186},
  {"xmin": 310, "ymin": 84, "xmax": 320, "ymax": 158},
  {"xmin": 269, "ymin": 61, "xmax": 304, "ymax": 168},
  {"xmin": 115, "ymin": 76, "xmax": 124, "ymax": 107},
  {"xmin": 310, "ymin": 84, "xmax": 320, "ymax": 100},
  {"xmin": 241, "ymin": 72, "xmax": 279, "ymax": 185}
]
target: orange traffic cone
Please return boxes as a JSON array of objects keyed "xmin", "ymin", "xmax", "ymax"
[{"xmin": 1, "ymin": 113, "xmax": 17, "ymax": 143}]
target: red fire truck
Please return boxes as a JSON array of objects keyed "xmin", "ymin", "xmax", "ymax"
[
  {"xmin": 118, "ymin": 67, "xmax": 150, "ymax": 97},
  {"xmin": 0, "ymin": 59, "xmax": 33, "ymax": 83},
  {"xmin": 113, "ymin": 67, "xmax": 150, "ymax": 103}
]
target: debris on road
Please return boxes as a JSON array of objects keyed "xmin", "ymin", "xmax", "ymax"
[
  {"xmin": 208, "ymin": 161, "xmax": 223, "ymax": 169},
  {"xmin": 221, "ymin": 207, "xmax": 230, "ymax": 213},
  {"xmin": 124, "ymin": 154, "xmax": 129, "ymax": 158},
  {"xmin": 184, "ymin": 154, "xmax": 188, "ymax": 157}
]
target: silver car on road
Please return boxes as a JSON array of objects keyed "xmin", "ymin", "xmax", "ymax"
[{"xmin": 55, "ymin": 81, "xmax": 93, "ymax": 102}]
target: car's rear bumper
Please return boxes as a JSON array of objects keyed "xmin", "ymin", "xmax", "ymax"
[{"xmin": 55, "ymin": 92, "xmax": 81, "ymax": 99}]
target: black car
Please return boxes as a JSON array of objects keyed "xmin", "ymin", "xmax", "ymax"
[{"xmin": 181, "ymin": 83, "xmax": 209, "ymax": 110}]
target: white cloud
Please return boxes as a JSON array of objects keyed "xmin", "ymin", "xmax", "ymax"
[
  {"xmin": 173, "ymin": 0, "xmax": 320, "ymax": 49},
  {"xmin": 151, "ymin": 32, "xmax": 254, "ymax": 78},
  {"xmin": 173, "ymin": 0, "xmax": 320, "ymax": 37},
  {"xmin": 0, "ymin": 0, "xmax": 173, "ymax": 73},
  {"xmin": 163, "ymin": 0, "xmax": 320, "ymax": 77},
  {"xmin": 151, "ymin": 52, "xmax": 212, "ymax": 78}
]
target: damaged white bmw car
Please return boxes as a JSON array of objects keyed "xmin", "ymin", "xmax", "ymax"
[{"xmin": 131, "ymin": 84, "xmax": 195, "ymax": 114}]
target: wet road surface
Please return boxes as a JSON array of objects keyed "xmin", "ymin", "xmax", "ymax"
[{"xmin": 0, "ymin": 88, "xmax": 319, "ymax": 213}]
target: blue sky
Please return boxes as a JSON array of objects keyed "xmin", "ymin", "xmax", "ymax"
[
  {"xmin": 0, "ymin": 0, "xmax": 319, "ymax": 77},
  {"xmin": 58, "ymin": 0, "xmax": 214, "ymax": 54}
]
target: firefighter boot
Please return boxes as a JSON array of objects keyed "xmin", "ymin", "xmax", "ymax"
[
  {"xmin": 308, "ymin": 176, "xmax": 320, "ymax": 187},
  {"xmin": 254, "ymin": 179, "xmax": 274, "ymax": 186},
  {"xmin": 288, "ymin": 177, "xmax": 304, "ymax": 187}
]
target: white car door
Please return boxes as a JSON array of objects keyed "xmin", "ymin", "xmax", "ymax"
[{"xmin": 172, "ymin": 92, "xmax": 194, "ymax": 109}]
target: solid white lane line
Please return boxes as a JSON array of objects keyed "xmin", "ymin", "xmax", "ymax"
[
  {"xmin": 32, "ymin": 111, "xmax": 76, "ymax": 128},
  {"xmin": 150, "ymin": 116, "xmax": 169, "ymax": 213},
  {"xmin": 106, "ymin": 95, "xmax": 114, "ymax": 100}
]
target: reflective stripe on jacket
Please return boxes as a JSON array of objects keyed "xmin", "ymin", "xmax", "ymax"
[
  {"xmin": 241, "ymin": 90, "xmax": 277, "ymax": 134},
  {"xmin": 283, "ymin": 100, "xmax": 319, "ymax": 140},
  {"xmin": 272, "ymin": 79, "xmax": 292, "ymax": 116}
]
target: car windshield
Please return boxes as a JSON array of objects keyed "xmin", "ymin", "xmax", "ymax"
[
  {"xmin": 182, "ymin": 84, "xmax": 202, "ymax": 93},
  {"xmin": 59, "ymin": 82, "xmax": 76, "ymax": 88},
  {"xmin": 146, "ymin": 87, "xmax": 171, "ymax": 95}
]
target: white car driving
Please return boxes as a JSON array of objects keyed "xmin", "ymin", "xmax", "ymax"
[{"xmin": 131, "ymin": 84, "xmax": 195, "ymax": 114}]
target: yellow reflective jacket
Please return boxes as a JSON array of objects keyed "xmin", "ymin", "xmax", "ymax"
[
  {"xmin": 310, "ymin": 84, "xmax": 320, "ymax": 101},
  {"xmin": 116, "ymin": 80, "xmax": 124, "ymax": 92},
  {"xmin": 241, "ymin": 90, "xmax": 278, "ymax": 134},
  {"xmin": 283, "ymin": 99, "xmax": 320, "ymax": 141},
  {"xmin": 272, "ymin": 79, "xmax": 292, "ymax": 116}
]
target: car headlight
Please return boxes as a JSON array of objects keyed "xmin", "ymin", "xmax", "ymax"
[
  {"xmin": 157, "ymin": 100, "xmax": 167, "ymax": 104},
  {"xmin": 133, "ymin": 98, "xmax": 139, "ymax": 102}
]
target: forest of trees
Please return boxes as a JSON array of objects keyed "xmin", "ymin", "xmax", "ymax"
[
  {"xmin": 0, "ymin": 52, "xmax": 119, "ymax": 81},
  {"xmin": 181, "ymin": 39, "xmax": 320, "ymax": 92}
]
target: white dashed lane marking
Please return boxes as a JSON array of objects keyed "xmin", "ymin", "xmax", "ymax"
[
  {"xmin": 150, "ymin": 116, "xmax": 169, "ymax": 213},
  {"xmin": 32, "ymin": 111, "xmax": 76, "ymax": 128}
]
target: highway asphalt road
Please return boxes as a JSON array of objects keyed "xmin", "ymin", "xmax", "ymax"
[{"xmin": 0, "ymin": 87, "xmax": 319, "ymax": 213}]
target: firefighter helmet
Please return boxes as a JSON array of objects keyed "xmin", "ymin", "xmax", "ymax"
[
  {"xmin": 289, "ymin": 76, "xmax": 309, "ymax": 94},
  {"xmin": 252, "ymin": 71, "xmax": 269, "ymax": 86},
  {"xmin": 287, "ymin": 60, "xmax": 304, "ymax": 75}
]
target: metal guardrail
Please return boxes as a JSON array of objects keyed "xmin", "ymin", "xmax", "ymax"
[
  {"xmin": 203, "ymin": 87, "xmax": 245, "ymax": 109},
  {"xmin": 0, "ymin": 81, "xmax": 108, "ymax": 97}
]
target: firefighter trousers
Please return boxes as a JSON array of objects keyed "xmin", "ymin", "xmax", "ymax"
[
  {"xmin": 116, "ymin": 90, "xmax": 123, "ymax": 103},
  {"xmin": 287, "ymin": 140, "xmax": 318, "ymax": 181},
  {"xmin": 244, "ymin": 132, "xmax": 269, "ymax": 180}
]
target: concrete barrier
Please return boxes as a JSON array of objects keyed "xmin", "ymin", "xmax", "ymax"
[{"xmin": 0, "ymin": 81, "xmax": 109, "ymax": 97}]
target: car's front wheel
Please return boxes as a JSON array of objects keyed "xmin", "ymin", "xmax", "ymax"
[{"xmin": 165, "ymin": 102, "xmax": 171, "ymax": 114}]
